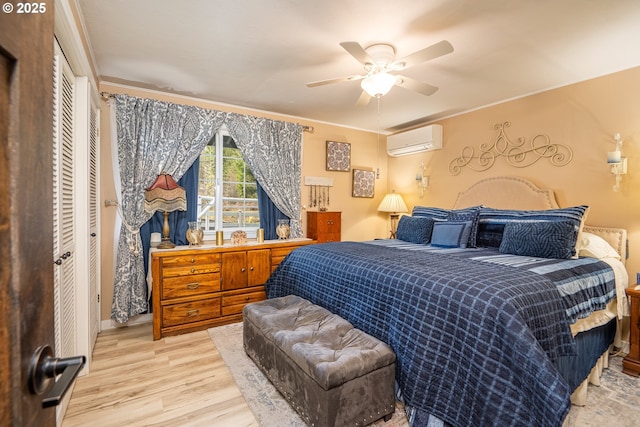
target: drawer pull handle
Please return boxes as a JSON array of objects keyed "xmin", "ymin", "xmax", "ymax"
[
  {"xmin": 186, "ymin": 309, "xmax": 199, "ymax": 317},
  {"xmin": 186, "ymin": 283, "xmax": 199, "ymax": 290},
  {"xmin": 250, "ymin": 266, "xmax": 254, "ymax": 271},
  {"xmin": 241, "ymin": 267, "xmax": 246, "ymax": 272},
  {"xmin": 190, "ymin": 258, "xmax": 195, "ymax": 263},
  {"xmin": 246, "ymin": 296, "xmax": 250, "ymax": 301},
  {"xmin": 190, "ymin": 268, "xmax": 196, "ymax": 273}
]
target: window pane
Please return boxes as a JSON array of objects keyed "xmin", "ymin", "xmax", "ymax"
[
  {"xmin": 198, "ymin": 137, "xmax": 216, "ymax": 231},
  {"xmin": 197, "ymin": 132, "xmax": 259, "ymax": 233}
]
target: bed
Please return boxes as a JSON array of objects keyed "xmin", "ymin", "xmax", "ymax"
[{"xmin": 264, "ymin": 176, "xmax": 629, "ymax": 427}]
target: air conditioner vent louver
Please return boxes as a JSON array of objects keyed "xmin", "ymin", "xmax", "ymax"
[{"xmin": 387, "ymin": 124, "xmax": 443, "ymax": 157}]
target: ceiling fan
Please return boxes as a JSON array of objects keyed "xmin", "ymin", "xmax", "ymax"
[{"xmin": 306, "ymin": 40, "xmax": 454, "ymax": 106}]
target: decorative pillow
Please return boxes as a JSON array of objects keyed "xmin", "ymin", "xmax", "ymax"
[
  {"xmin": 430, "ymin": 221, "xmax": 473, "ymax": 248},
  {"xmin": 413, "ymin": 205, "xmax": 482, "ymax": 247},
  {"xmin": 411, "ymin": 206, "xmax": 450, "ymax": 221},
  {"xmin": 578, "ymin": 232, "xmax": 621, "ymax": 260},
  {"xmin": 396, "ymin": 216, "xmax": 435, "ymax": 244},
  {"xmin": 448, "ymin": 207, "xmax": 481, "ymax": 248},
  {"xmin": 477, "ymin": 205, "xmax": 589, "ymax": 258},
  {"xmin": 499, "ymin": 220, "xmax": 579, "ymax": 259}
]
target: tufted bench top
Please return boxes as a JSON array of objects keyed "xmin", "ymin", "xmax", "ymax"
[{"xmin": 244, "ymin": 295, "xmax": 396, "ymax": 390}]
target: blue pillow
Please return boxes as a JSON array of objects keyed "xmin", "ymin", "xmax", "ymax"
[
  {"xmin": 477, "ymin": 205, "xmax": 589, "ymax": 249},
  {"xmin": 411, "ymin": 206, "xmax": 450, "ymax": 221},
  {"xmin": 396, "ymin": 216, "xmax": 435, "ymax": 244},
  {"xmin": 499, "ymin": 220, "xmax": 579, "ymax": 259},
  {"xmin": 430, "ymin": 221, "xmax": 473, "ymax": 248},
  {"xmin": 448, "ymin": 207, "xmax": 481, "ymax": 248}
]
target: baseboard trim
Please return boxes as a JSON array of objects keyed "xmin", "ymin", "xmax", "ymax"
[{"xmin": 100, "ymin": 313, "xmax": 152, "ymax": 331}]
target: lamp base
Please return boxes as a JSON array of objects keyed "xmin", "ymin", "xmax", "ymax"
[
  {"xmin": 157, "ymin": 210, "xmax": 175, "ymax": 249},
  {"xmin": 388, "ymin": 213, "xmax": 400, "ymax": 239},
  {"xmin": 156, "ymin": 239, "xmax": 175, "ymax": 249}
]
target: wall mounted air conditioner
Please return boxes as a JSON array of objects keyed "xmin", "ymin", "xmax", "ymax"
[{"xmin": 386, "ymin": 124, "xmax": 443, "ymax": 157}]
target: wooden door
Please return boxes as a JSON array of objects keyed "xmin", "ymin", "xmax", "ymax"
[
  {"xmin": 247, "ymin": 249, "xmax": 271, "ymax": 286},
  {"xmin": 221, "ymin": 251, "xmax": 248, "ymax": 290},
  {"xmin": 0, "ymin": 3, "xmax": 56, "ymax": 426}
]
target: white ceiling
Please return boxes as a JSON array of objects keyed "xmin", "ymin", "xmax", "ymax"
[{"xmin": 77, "ymin": 0, "xmax": 640, "ymax": 133}]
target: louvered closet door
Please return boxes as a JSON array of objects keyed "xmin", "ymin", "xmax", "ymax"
[
  {"xmin": 53, "ymin": 45, "xmax": 76, "ymax": 362},
  {"xmin": 88, "ymin": 104, "xmax": 99, "ymax": 349}
]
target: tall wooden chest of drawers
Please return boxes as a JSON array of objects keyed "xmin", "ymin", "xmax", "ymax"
[
  {"xmin": 307, "ymin": 211, "xmax": 341, "ymax": 243},
  {"xmin": 151, "ymin": 238, "xmax": 315, "ymax": 340}
]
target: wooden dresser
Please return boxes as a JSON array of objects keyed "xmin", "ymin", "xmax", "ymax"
[
  {"xmin": 151, "ymin": 238, "xmax": 315, "ymax": 340},
  {"xmin": 307, "ymin": 211, "xmax": 341, "ymax": 243}
]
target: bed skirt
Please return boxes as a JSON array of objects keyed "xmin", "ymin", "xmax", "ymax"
[{"xmin": 558, "ymin": 318, "xmax": 616, "ymax": 406}]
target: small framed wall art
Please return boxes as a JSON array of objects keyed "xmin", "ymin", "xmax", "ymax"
[
  {"xmin": 352, "ymin": 168, "xmax": 375, "ymax": 198},
  {"xmin": 326, "ymin": 140, "xmax": 351, "ymax": 172}
]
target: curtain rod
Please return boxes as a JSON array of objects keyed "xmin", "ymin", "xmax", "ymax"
[{"xmin": 100, "ymin": 91, "xmax": 314, "ymax": 133}]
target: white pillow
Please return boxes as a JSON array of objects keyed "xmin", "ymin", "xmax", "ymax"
[{"xmin": 578, "ymin": 232, "xmax": 621, "ymax": 260}]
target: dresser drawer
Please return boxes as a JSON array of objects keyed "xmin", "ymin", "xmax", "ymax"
[
  {"xmin": 161, "ymin": 253, "xmax": 221, "ymax": 277},
  {"xmin": 162, "ymin": 273, "xmax": 220, "ymax": 299},
  {"xmin": 162, "ymin": 298, "xmax": 221, "ymax": 327},
  {"xmin": 162, "ymin": 255, "xmax": 221, "ymax": 278},
  {"xmin": 221, "ymin": 290, "xmax": 266, "ymax": 316},
  {"xmin": 161, "ymin": 253, "xmax": 220, "ymax": 267},
  {"xmin": 271, "ymin": 247, "xmax": 298, "ymax": 266}
]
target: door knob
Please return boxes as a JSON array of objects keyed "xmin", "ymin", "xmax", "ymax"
[{"xmin": 28, "ymin": 345, "xmax": 86, "ymax": 408}]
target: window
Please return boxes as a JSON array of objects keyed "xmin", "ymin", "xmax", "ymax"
[{"xmin": 197, "ymin": 129, "xmax": 259, "ymax": 238}]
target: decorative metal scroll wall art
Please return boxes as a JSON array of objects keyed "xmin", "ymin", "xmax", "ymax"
[{"xmin": 449, "ymin": 122, "xmax": 573, "ymax": 175}]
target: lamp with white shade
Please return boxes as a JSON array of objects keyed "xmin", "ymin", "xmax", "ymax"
[{"xmin": 377, "ymin": 190, "xmax": 408, "ymax": 238}]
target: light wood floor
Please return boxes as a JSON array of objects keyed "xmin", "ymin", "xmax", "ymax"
[{"xmin": 62, "ymin": 323, "xmax": 258, "ymax": 427}]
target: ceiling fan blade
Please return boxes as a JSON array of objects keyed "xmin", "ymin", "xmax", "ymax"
[
  {"xmin": 340, "ymin": 41, "xmax": 374, "ymax": 65},
  {"xmin": 355, "ymin": 90, "xmax": 372, "ymax": 106},
  {"xmin": 392, "ymin": 40, "xmax": 453, "ymax": 70},
  {"xmin": 306, "ymin": 74, "xmax": 364, "ymax": 87},
  {"xmin": 395, "ymin": 75, "xmax": 439, "ymax": 96}
]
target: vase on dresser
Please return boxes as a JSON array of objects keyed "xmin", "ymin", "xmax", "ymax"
[
  {"xmin": 276, "ymin": 219, "xmax": 290, "ymax": 239},
  {"xmin": 186, "ymin": 221, "xmax": 204, "ymax": 246}
]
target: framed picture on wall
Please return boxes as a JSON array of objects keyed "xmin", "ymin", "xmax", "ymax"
[
  {"xmin": 326, "ymin": 141, "xmax": 351, "ymax": 172},
  {"xmin": 352, "ymin": 168, "xmax": 375, "ymax": 198}
]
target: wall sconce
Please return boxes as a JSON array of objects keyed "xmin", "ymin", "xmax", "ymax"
[
  {"xmin": 608, "ymin": 133, "xmax": 627, "ymax": 192},
  {"xmin": 416, "ymin": 162, "xmax": 429, "ymax": 197}
]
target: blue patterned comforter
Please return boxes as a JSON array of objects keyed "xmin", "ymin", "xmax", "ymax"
[{"xmin": 264, "ymin": 241, "xmax": 616, "ymax": 427}]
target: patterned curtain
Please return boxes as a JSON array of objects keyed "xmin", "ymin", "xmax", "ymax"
[
  {"xmin": 225, "ymin": 113, "xmax": 303, "ymax": 238},
  {"xmin": 111, "ymin": 94, "xmax": 226, "ymax": 323}
]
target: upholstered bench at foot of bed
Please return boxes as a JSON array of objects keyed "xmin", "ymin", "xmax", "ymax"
[{"xmin": 243, "ymin": 295, "xmax": 396, "ymax": 427}]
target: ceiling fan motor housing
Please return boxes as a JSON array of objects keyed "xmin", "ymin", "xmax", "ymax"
[{"xmin": 365, "ymin": 43, "xmax": 396, "ymax": 69}]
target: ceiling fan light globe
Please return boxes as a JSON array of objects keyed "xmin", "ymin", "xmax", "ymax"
[{"xmin": 361, "ymin": 72, "xmax": 396, "ymax": 97}]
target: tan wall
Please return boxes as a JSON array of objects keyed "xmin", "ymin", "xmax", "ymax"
[
  {"xmin": 98, "ymin": 83, "xmax": 390, "ymax": 321},
  {"xmin": 100, "ymin": 67, "xmax": 640, "ymax": 322},
  {"xmin": 388, "ymin": 66, "xmax": 640, "ymax": 281}
]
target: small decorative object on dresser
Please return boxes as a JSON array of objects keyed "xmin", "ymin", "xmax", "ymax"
[
  {"xmin": 276, "ymin": 219, "xmax": 290, "ymax": 239},
  {"xmin": 231, "ymin": 230, "xmax": 247, "ymax": 245},
  {"xmin": 307, "ymin": 211, "xmax": 341, "ymax": 243},
  {"xmin": 186, "ymin": 221, "xmax": 204, "ymax": 246}
]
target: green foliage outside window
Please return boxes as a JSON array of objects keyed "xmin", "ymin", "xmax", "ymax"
[{"xmin": 198, "ymin": 132, "xmax": 259, "ymax": 231}]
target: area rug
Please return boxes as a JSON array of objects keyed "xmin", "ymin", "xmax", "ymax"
[{"xmin": 208, "ymin": 322, "xmax": 640, "ymax": 427}]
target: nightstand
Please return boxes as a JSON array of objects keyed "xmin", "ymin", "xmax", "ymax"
[{"xmin": 623, "ymin": 286, "xmax": 640, "ymax": 376}]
